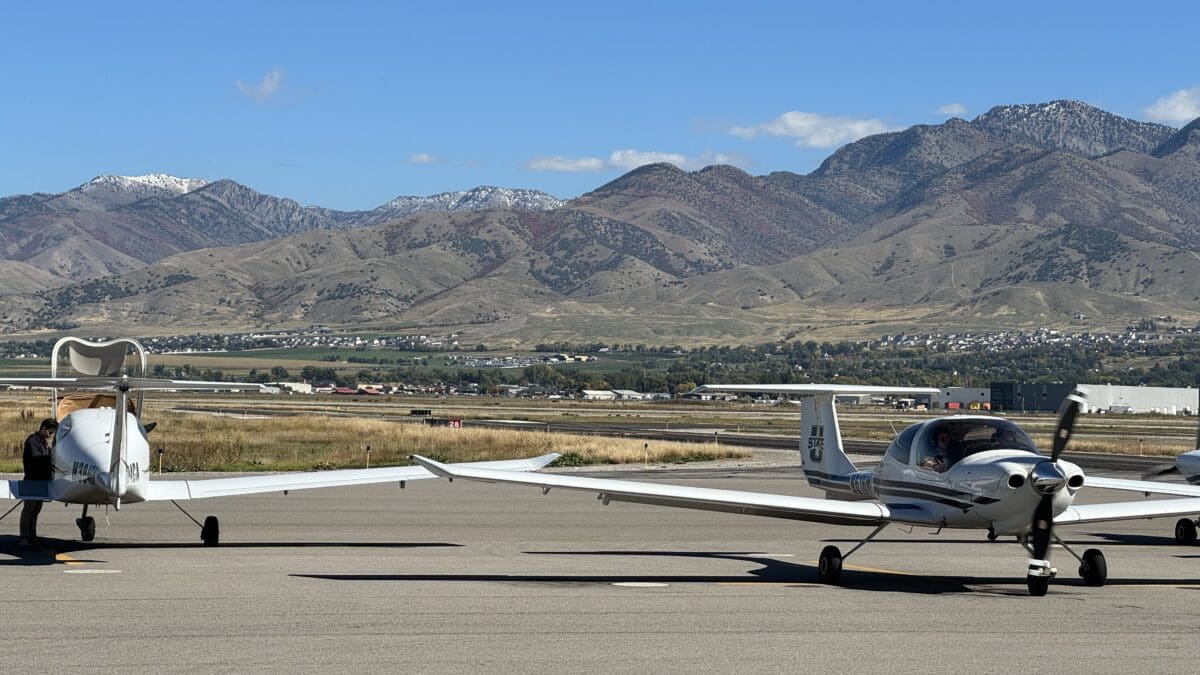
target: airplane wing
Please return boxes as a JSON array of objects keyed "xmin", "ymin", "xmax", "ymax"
[
  {"xmin": 409, "ymin": 455, "xmax": 940, "ymax": 526},
  {"xmin": 0, "ymin": 376, "xmax": 262, "ymax": 392},
  {"xmin": 141, "ymin": 453, "xmax": 560, "ymax": 501},
  {"xmin": 1056, "ymin": 497, "xmax": 1200, "ymax": 525},
  {"xmin": 691, "ymin": 384, "xmax": 941, "ymax": 396},
  {"xmin": 1084, "ymin": 475, "xmax": 1200, "ymax": 498}
]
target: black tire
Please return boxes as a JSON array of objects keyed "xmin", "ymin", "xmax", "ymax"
[
  {"xmin": 201, "ymin": 516, "xmax": 220, "ymax": 547},
  {"xmin": 1175, "ymin": 518, "xmax": 1198, "ymax": 545},
  {"xmin": 77, "ymin": 516, "xmax": 96, "ymax": 542},
  {"xmin": 1027, "ymin": 574, "xmax": 1050, "ymax": 597},
  {"xmin": 817, "ymin": 545, "xmax": 843, "ymax": 584},
  {"xmin": 1078, "ymin": 548, "xmax": 1107, "ymax": 587}
]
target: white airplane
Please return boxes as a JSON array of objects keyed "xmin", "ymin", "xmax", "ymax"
[
  {"xmin": 1141, "ymin": 445, "xmax": 1200, "ymax": 544},
  {"xmin": 1, "ymin": 337, "xmax": 557, "ymax": 545},
  {"xmin": 411, "ymin": 383, "xmax": 1200, "ymax": 596}
]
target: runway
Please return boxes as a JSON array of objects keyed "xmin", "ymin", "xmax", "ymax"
[{"xmin": 3, "ymin": 465, "xmax": 1199, "ymax": 672}]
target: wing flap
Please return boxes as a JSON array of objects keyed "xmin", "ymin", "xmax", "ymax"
[
  {"xmin": 1085, "ymin": 475, "xmax": 1200, "ymax": 498},
  {"xmin": 143, "ymin": 453, "xmax": 560, "ymax": 500},
  {"xmin": 411, "ymin": 455, "xmax": 895, "ymax": 526}
]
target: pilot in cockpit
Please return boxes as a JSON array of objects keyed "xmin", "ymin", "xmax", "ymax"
[
  {"xmin": 991, "ymin": 427, "xmax": 1020, "ymax": 446},
  {"xmin": 920, "ymin": 428, "xmax": 957, "ymax": 473}
]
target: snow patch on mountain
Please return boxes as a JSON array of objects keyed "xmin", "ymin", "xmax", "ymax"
[
  {"xmin": 82, "ymin": 174, "xmax": 210, "ymax": 195},
  {"xmin": 380, "ymin": 186, "xmax": 563, "ymax": 213}
]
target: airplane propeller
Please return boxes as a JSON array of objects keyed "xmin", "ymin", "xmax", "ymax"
[{"xmin": 1027, "ymin": 391, "xmax": 1085, "ymax": 587}]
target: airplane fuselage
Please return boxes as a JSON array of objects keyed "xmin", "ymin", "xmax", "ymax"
[
  {"xmin": 809, "ymin": 415, "xmax": 1085, "ymax": 534},
  {"xmin": 48, "ymin": 408, "xmax": 150, "ymax": 506}
]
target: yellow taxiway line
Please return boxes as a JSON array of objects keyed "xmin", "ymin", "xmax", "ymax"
[{"xmin": 55, "ymin": 553, "xmax": 85, "ymax": 566}]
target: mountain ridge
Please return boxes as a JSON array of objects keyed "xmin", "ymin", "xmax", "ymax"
[{"xmin": 3, "ymin": 101, "xmax": 1199, "ymax": 344}]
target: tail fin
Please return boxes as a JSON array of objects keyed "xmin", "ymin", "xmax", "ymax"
[
  {"xmin": 799, "ymin": 393, "xmax": 858, "ymax": 481},
  {"xmin": 690, "ymin": 383, "xmax": 940, "ymax": 496},
  {"xmin": 109, "ymin": 386, "xmax": 128, "ymax": 505}
]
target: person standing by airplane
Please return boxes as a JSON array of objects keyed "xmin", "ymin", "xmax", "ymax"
[{"xmin": 19, "ymin": 419, "xmax": 57, "ymax": 545}]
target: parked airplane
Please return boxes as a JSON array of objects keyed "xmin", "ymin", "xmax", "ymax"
[
  {"xmin": 1, "ymin": 337, "xmax": 557, "ymax": 545},
  {"xmin": 412, "ymin": 383, "xmax": 1200, "ymax": 596},
  {"xmin": 1141, "ymin": 444, "xmax": 1200, "ymax": 544}
]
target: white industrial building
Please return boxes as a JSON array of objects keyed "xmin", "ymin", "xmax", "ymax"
[
  {"xmin": 940, "ymin": 387, "xmax": 992, "ymax": 410},
  {"xmin": 1080, "ymin": 384, "xmax": 1198, "ymax": 415}
]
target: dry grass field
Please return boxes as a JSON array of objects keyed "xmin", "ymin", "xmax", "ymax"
[
  {"xmin": 0, "ymin": 394, "xmax": 747, "ymax": 473},
  {"xmin": 2, "ymin": 388, "xmax": 1193, "ymax": 473}
]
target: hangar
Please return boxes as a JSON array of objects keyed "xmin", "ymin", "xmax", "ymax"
[{"xmin": 991, "ymin": 382, "xmax": 1198, "ymax": 414}]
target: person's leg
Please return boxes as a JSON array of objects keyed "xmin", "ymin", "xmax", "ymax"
[
  {"xmin": 19, "ymin": 500, "xmax": 38, "ymax": 541},
  {"xmin": 29, "ymin": 500, "xmax": 42, "ymax": 540}
]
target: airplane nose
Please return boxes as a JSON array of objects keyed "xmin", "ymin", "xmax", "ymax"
[{"xmin": 1030, "ymin": 461, "xmax": 1067, "ymax": 495}]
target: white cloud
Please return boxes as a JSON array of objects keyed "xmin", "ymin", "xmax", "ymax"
[
  {"xmin": 938, "ymin": 102, "xmax": 968, "ymax": 116},
  {"xmin": 729, "ymin": 111, "xmax": 894, "ymax": 148},
  {"xmin": 525, "ymin": 155, "xmax": 609, "ymax": 172},
  {"xmin": 607, "ymin": 149, "xmax": 690, "ymax": 170},
  {"xmin": 236, "ymin": 68, "xmax": 284, "ymax": 104},
  {"xmin": 526, "ymin": 149, "xmax": 751, "ymax": 173},
  {"xmin": 408, "ymin": 152, "xmax": 444, "ymax": 165},
  {"xmin": 1144, "ymin": 85, "xmax": 1200, "ymax": 124}
]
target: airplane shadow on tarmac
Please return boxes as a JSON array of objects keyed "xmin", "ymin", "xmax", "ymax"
[
  {"xmin": 291, "ymin": 549, "xmax": 1200, "ymax": 596},
  {"xmin": 0, "ymin": 535, "xmax": 460, "ymax": 567}
]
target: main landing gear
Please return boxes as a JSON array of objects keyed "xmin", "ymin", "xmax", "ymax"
[
  {"xmin": 76, "ymin": 505, "xmax": 96, "ymax": 542},
  {"xmin": 1175, "ymin": 518, "xmax": 1198, "ymax": 545},
  {"xmin": 816, "ymin": 524, "xmax": 888, "ymax": 585},
  {"xmin": 171, "ymin": 501, "xmax": 220, "ymax": 547},
  {"xmin": 1022, "ymin": 533, "xmax": 1107, "ymax": 596},
  {"xmin": 201, "ymin": 516, "xmax": 220, "ymax": 547}
]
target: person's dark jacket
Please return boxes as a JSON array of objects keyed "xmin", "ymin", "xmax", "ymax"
[{"xmin": 23, "ymin": 433, "xmax": 53, "ymax": 481}]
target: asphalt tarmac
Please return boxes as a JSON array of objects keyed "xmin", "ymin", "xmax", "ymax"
[{"xmin": 3, "ymin": 465, "xmax": 1199, "ymax": 672}]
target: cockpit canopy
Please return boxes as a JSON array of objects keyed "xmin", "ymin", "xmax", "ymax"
[{"xmin": 886, "ymin": 418, "xmax": 1039, "ymax": 472}]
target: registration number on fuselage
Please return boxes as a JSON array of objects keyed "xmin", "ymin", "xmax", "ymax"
[{"xmin": 72, "ymin": 460, "xmax": 101, "ymax": 481}]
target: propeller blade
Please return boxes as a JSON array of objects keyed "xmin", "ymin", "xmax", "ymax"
[
  {"xmin": 1030, "ymin": 494, "xmax": 1055, "ymax": 561},
  {"xmin": 1051, "ymin": 391, "xmax": 1085, "ymax": 462},
  {"xmin": 1141, "ymin": 463, "xmax": 1180, "ymax": 480}
]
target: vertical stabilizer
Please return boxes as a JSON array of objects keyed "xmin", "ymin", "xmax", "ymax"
[
  {"xmin": 109, "ymin": 384, "xmax": 128, "ymax": 506},
  {"xmin": 799, "ymin": 394, "xmax": 858, "ymax": 483}
]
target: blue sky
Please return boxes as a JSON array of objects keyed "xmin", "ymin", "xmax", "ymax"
[{"xmin": 3, "ymin": 0, "xmax": 1199, "ymax": 209}]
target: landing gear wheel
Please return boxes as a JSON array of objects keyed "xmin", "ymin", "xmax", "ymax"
[
  {"xmin": 986, "ymin": 527, "xmax": 999, "ymax": 541},
  {"xmin": 1078, "ymin": 548, "xmax": 1107, "ymax": 587},
  {"xmin": 200, "ymin": 516, "xmax": 219, "ymax": 547},
  {"xmin": 1026, "ymin": 574, "xmax": 1050, "ymax": 597},
  {"xmin": 1175, "ymin": 518, "xmax": 1198, "ymax": 545},
  {"xmin": 76, "ymin": 516, "xmax": 96, "ymax": 542},
  {"xmin": 817, "ymin": 545, "xmax": 843, "ymax": 584}
]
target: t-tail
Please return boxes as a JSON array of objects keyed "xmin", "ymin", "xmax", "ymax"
[{"xmin": 691, "ymin": 384, "xmax": 941, "ymax": 499}]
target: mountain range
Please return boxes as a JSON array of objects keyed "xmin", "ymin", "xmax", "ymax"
[{"xmin": 2, "ymin": 100, "xmax": 1199, "ymax": 345}]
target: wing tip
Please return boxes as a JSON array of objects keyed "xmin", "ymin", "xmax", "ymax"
[{"xmin": 410, "ymin": 454, "xmax": 456, "ymax": 478}]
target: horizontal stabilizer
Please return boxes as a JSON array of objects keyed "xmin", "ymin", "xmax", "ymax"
[{"xmin": 690, "ymin": 383, "xmax": 940, "ymax": 397}]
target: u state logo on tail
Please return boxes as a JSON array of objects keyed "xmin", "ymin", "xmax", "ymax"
[{"xmin": 807, "ymin": 424, "xmax": 824, "ymax": 462}]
